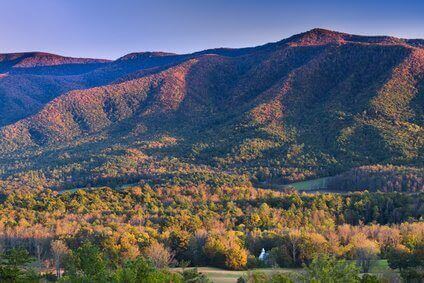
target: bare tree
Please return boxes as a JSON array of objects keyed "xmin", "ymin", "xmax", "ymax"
[
  {"xmin": 51, "ymin": 240, "xmax": 69, "ymax": 278},
  {"xmin": 144, "ymin": 242, "xmax": 175, "ymax": 268},
  {"xmin": 287, "ymin": 229, "xmax": 302, "ymax": 265}
]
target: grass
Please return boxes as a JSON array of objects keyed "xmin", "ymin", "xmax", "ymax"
[
  {"xmin": 256, "ymin": 176, "xmax": 335, "ymax": 192},
  {"xmin": 171, "ymin": 267, "xmax": 300, "ymax": 283},
  {"xmin": 278, "ymin": 176, "xmax": 334, "ymax": 191},
  {"xmin": 369, "ymin": 259, "xmax": 390, "ymax": 273},
  {"xmin": 172, "ymin": 261, "xmax": 396, "ymax": 283},
  {"xmin": 366, "ymin": 260, "xmax": 399, "ymax": 279},
  {"xmin": 349, "ymin": 260, "xmax": 400, "ymax": 281},
  {"xmin": 345, "ymin": 259, "xmax": 390, "ymax": 273}
]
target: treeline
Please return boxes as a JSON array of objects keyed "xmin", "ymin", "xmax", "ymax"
[
  {"xmin": 1, "ymin": 156, "xmax": 422, "ymax": 195},
  {"xmin": 328, "ymin": 165, "xmax": 423, "ymax": 192},
  {"xmin": 0, "ymin": 146, "xmax": 252, "ymax": 192},
  {"xmin": 0, "ymin": 185, "xmax": 423, "ymax": 281},
  {"xmin": 0, "ymin": 244, "xmax": 211, "ymax": 282},
  {"xmin": 2, "ymin": 244, "xmax": 406, "ymax": 282}
]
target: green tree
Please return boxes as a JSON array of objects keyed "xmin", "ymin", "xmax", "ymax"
[
  {"xmin": 113, "ymin": 257, "xmax": 184, "ymax": 283},
  {"xmin": 0, "ymin": 247, "xmax": 36, "ymax": 281},
  {"xmin": 300, "ymin": 255, "xmax": 360, "ymax": 283},
  {"xmin": 387, "ymin": 244, "xmax": 424, "ymax": 282},
  {"xmin": 64, "ymin": 241, "xmax": 109, "ymax": 282},
  {"xmin": 387, "ymin": 244, "xmax": 410, "ymax": 271},
  {"xmin": 180, "ymin": 268, "xmax": 212, "ymax": 283}
]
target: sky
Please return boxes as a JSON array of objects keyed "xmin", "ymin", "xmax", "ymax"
[{"xmin": 1, "ymin": 0, "xmax": 424, "ymax": 59}]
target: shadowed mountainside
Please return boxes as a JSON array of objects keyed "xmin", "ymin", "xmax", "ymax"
[{"xmin": 0, "ymin": 29, "xmax": 423, "ymax": 190}]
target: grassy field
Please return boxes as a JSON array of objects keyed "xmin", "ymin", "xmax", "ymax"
[
  {"xmin": 279, "ymin": 177, "xmax": 334, "ymax": 191},
  {"xmin": 172, "ymin": 267, "xmax": 300, "ymax": 283},
  {"xmin": 361, "ymin": 260, "xmax": 399, "ymax": 280},
  {"xmin": 256, "ymin": 176, "xmax": 335, "ymax": 191},
  {"xmin": 172, "ymin": 261, "xmax": 397, "ymax": 283}
]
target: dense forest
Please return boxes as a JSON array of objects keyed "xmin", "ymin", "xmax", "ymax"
[
  {"xmin": 0, "ymin": 185, "xmax": 422, "ymax": 281},
  {"xmin": 327, "ymin": 165, "xmax": 423, "ymax": 192}
]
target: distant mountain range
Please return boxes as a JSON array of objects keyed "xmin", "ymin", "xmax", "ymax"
[{"xmin": 0, "ymin": 28, "xmax": 422, "ymax": 191}]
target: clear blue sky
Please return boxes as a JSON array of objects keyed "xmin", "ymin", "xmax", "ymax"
[{"xmin": 1, "ymin": 0, "xmax": 423, "ymax": 59}]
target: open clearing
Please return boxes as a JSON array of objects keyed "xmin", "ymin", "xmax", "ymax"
[
  {"xmin": 255, "ymin": 176, "xmax": 337, "ymax": 192},
  {"xmin": 172, "ymin": 267, "xmax": 299, "ymax": 283},
  {"xmin": 172, "ymin": 260, "xmax": 396, "ymax": 283}
]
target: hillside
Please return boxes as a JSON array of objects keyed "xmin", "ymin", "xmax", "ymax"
[
  {"xmin": 0, "ymin": 52, "xmax": 109, "ymax": 72},
  {"xmin": 0, "ymin": 51, "xmax": 186, "ymax": 126},
  {"xmin": 0, "ymin": 29, "xmax": 423, "ymax": 191}
]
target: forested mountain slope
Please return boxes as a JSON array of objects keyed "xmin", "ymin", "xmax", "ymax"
[{"xmin": 0, "ymin": 29, "xmax": 422, "ymax": 191}]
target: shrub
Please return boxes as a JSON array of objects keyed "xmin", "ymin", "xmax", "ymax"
[{"xmin": 300, "ymin": 255, "xmax": 361, "ymax": 283}]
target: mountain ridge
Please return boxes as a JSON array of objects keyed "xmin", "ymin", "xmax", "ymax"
[
  {"xmin": 0, "ymin": 28, "xmax": 422, "ymax": 190},
  {"xmin": 0, "ymin": 51, "xmax": 109, "ymax": 72}
]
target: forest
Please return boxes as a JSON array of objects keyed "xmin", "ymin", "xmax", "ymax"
[{"xmin": 0, "ymin": 184, "xmax": 422, "ymax": 282}]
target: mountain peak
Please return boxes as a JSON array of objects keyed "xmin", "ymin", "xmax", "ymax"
[
  {"xmin": 117, "ymin": 52, "xmax": 177, "ymax": 61},
  {"xmin": 283, "ymin": 28, "xmax": 413, "ymax": 47},
  {"xmin": 305, "ymin": 28, "xmax": 342, "ymax": 35},
  {"xmin": 285, "ymin": 28, "xmax": 347, "ymax": 46}
]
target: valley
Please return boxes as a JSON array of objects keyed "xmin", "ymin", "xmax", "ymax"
[{"xmin": 0, "ymin": 28, "xmax": 422, "ymax": 282}]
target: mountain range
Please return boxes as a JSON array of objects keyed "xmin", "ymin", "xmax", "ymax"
[{"xmin": 0, "ymin": 28, "xmax": 422, "ymax": 191}]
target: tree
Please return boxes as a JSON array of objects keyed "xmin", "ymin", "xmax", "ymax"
[
  {"xmin": 64, "ymin": 241, "xmax": 109, "ymax": 282},
  {"xmin": 169, "ymin": 229, "xmax": 191, "ymax": 261},
  {"xmin": 204, "ymin": 232, "xmax": 248, "ymax": 270},
  {"xmin": 300, "ymin": 255, "xmax": 360, "ymax": 283},
  {"xmin": 287, "ymin": 230, "xmax": 302, "ymax": 266},
  {"xmin": 224, "ymin": 246, "xmax": 248, "ymax": 270},
  {"xmin": 186, "ymin": 230, "xmax": 208, "ymax": 266},
  {"xmin": 203, "ymin": 235, "xmax": 227, "ymax": 268},
  {"xmin": 180, "ymin": 268, "xmax": 212, "ymax": 283},
  {"xmin": 387, "ymin": 244, "xmax": 424, "ymax": 282},
  {"xmin": 113, "ymin": 257, "xmax": 184, "ymax": 283},
  {"xmin": 351, "ymin": 237, "xmax": 379, "ymax": 273},
  {"xmin": 386, "ymin": 244, "xmax": 410, "ymax": 271},
  {"xmin": 0, "ymin": 247, "xmax": 36, "ymax": 281},
  {"xmin": 144, "ymin": 242, "xmax": 175, "ymax": 268},
  {"xmin": 51, "ymin": 240, "xmax": 69, "ymax": 278},
  {"xmin": 298, "ymin": 232, "xmax": 330, "ymax": 265}
]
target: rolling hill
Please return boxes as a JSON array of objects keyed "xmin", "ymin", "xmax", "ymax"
[{"xmin": 0, "ymin": 29, "xmax": 422, "ymax": 191}]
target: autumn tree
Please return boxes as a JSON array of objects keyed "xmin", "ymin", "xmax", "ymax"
[
  {"xmin": 225, "ymin": 245, "xmax": 248, "ymax": 270},
  {"xmin": 351, "ymin": 235, "xmax": 380, "ymax": 273},
  {"xmin": 51, "ymin": 240, "xmax": 69, "ymax": 278},
  {"xmin": 144, "ymin": 242, "xmax": 175, "ymax": 268}
]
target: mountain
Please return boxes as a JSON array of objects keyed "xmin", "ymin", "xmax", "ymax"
[
  {"xmin": 0, "ymin": 52, "xmax": 109, "ymax": 73},
  {"xmin": 0, "ymin": 52, "xmax": 110, "ymax": 126},
  {"xmin": 0, "ymin": 50, "xmax": 203, "ymax": 127},
  {"xmin": 0, "ymin": 28, "xmax": 423, "ymax": 191}
]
